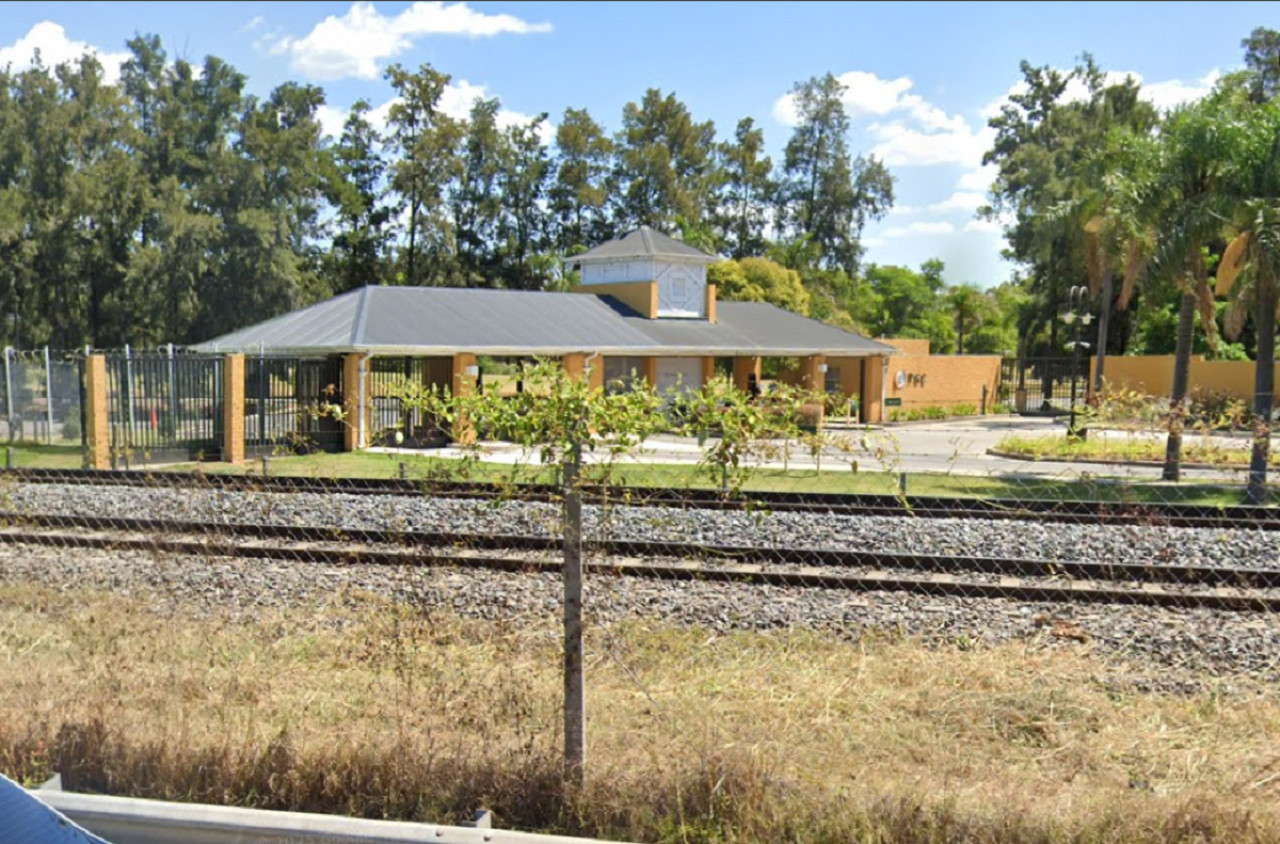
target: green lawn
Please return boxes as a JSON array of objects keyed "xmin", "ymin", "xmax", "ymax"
[
  {"xmin": 2, "ymin": 443, "xmax": 87, "ymax": 470},
  {"xmin": 995, "ymin": 433, "xmax": 1272, "ymax": 468},
  {"xmin": 153, "ymin": 448, "xmax": 1254, "ymax": 507}
]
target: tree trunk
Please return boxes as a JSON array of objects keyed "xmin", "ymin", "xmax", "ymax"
[
  {"xmin": 1092, "ymin": 265, "xmax": 1113, "ymax": 399},
  {"xmin": 1247, "ymin": 279, "xmax": 1276, "ymax": 505},
  {"xmin": 562, "ymin": 440, "xmax": 585, "ymax": 785},
  {"xmin": 1163, "ymin": 291, "xmax": 1197, "ymax": 482}
]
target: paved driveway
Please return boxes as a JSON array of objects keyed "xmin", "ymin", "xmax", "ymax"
[{"xmin": 372, "ymin": 415, "xmax": 1252, "ymax": 482}]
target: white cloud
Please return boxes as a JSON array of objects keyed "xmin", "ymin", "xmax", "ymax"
[
  {"xmin": 271, "ymin": 1, "xmax": 552, "ymax": 80},
  {"xmin": 929, "ymin": 191, "xmax": 987, "ymax": 213},
  {"xmin": 963, "ymin": 219, "xmax": 1003, "ymax": 234},
  {"xmin": 243, "ymin": 15, "xmax": 266, "ymax": 32},
  {"xmin": 773, "ymin": 70, "xmax": 996, "ymax": 168},
  {"xmin": 881, "ymin": 221, "xmax": 955, "ymax": 238},
  {"xmin": 957, "ymin": 164, "xmax": 998, "ymax": 193},
  {"xmin": 0, "ymin": 21, "xmax": 129, "ymax": 84},
  {"xmin": 323, "ymin": 80, "xmax": 554, "ymax": 145},
  {"xmin": 886, "ymin": 204, "xmax": 920, "ymax": 216},
  {"xmin": 982, "ymin": 68, "xmax": 1222, "ymax": 119}
]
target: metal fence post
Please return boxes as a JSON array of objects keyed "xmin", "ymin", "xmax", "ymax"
[
  {"xmin": 3, "ymin": 346, "xmax": 13, "ymax": 443},
  {"xmin": 43, "ymin": 346, "xmax": 54, "ymax": 444},
  {"xmin": 124, "ymin": 344, "xmax": 136, "ymax": 449},
  {"xmin": 168, "ymin": 343, "xmax": 179, "ymax": 445}
]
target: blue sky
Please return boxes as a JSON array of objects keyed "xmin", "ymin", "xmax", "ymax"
[{"xmin": 2, "ymin": 1, "xmax": 1275, "ymax": 287}]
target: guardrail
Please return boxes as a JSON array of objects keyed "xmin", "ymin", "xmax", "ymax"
[{"xmin": 39, "ymin": 789, "xmax": 621, "ymax": 844}]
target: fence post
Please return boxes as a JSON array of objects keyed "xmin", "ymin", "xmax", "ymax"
[
  {"xmin": 83, "ymin": 355, "xmax": 110, "ymax": 470},
  {"xmin": 43, "ymin": 347, "xmax": 54, "ymax": 444},
  {"xmin": 222, "ymin": 354, "xmax": 245, "ymax": 464},
  {"xmin": 981, "ymin": 384, "xmax": 988, "ymax": 416},
  {"xmin": 4, "ymin": 346, "xmax": 13, "ymax": 443},
  {"xmin": 562, "ymin": 438, "xmax": 585, "ymax": 786},
  {"xmin": 124, "ymin": 344, "xmax": 136, "ymax": 449},
  {"xmin": 167, "ymin": 343, "xmax": 179, "ymax": 445}
]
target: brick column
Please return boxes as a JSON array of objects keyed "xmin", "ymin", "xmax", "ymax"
[
  {"xmin": 701, "ymin": 357, "xmax": 717, "ymax": 388},
  {"xmin": 799, "ymin": 354, "xmax": 826, "ymax": 391},
  {"xmin": 342, "ymin": 354, "xmax": 361, "ymax": 452},
  {"xmin": 863, "ymin": 356, "xmax": 886, "ymax": 424},
  {"xmin": 451, "ymin": 353, "xmax": 477, "ymax": 444},
  {"xmin": 222, "ymin": 354, "xmax": 245, "ymax": 464},
  {"xmin": 732, "ymin": 357, "xmax": 762, "ymax": 393},
  {"xmin": 83, "ymin": 354, "xmax": 110, "ymax": 470},
  {"xmin": 642, "ymin": 357, "xmax": 659, "ymax": 388},
  {"xmin": 563, "ymin": 353, "xmax": 586, "ymax": 381},
  {"xmin": 587, "ymin": 355, "xmax": 605, "ymax": 391}
]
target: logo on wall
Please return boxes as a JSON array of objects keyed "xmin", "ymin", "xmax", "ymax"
[{"xmin": 895, "ymin": 370, "xmax": 927, "ymax": 389}]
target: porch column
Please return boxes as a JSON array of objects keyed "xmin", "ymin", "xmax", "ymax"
[
  {"xmin": 799, "ymin": 354, "xmax": 826, "ymax": 392},
  {"xmin": 451, "ymin": 353, "xmax": 477, "ymax": 444},
  {"xmin": 642, "ymin": 357, "xmax": 658, "ymax": 387},
  {"xmin": 342, "ymin": 354, "xmax": 362, "ymax": 452},
  {"xmin": 732, "ymin": 357, "xmax": 762, "ymax": 393},
  {"xmin": 863, "ymin": 356, "xmax": 886, "ymax": 424},
  {"xmin": 701, "ymin": 357, "xmax": 717, "ymax": 387}
]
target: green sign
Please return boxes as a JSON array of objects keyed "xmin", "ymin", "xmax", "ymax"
[{"xmin": 885, "ymin": 397, "xmax": 902, "ymax": 407}]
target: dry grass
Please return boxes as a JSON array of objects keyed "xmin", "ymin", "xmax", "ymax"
[{"xmin": 2, "ymin": 580, "xmax": 1280, "ymax": 843}]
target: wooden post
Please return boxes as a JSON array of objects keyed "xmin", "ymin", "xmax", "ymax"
[
  {"xmin": 701, "ymin": 357, "xmax": 716, "ymax": 388},
  {"xmin": 83, "ymin": 354, "xmax": 110, "ymax": 470},
  {"xmin": 562, "ymin": 439, "xmax": 585, "ymax": 784},
  {"xmin": 222, "ymin": 354, "xmax": 245, "ymax": 463}
]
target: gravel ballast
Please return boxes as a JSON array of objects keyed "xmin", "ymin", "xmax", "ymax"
[
  {"xmin": 0, "ymin": 481, "xmax": 1275, "ymax": 569},
  {"xmin": 0, "ymin": 482, "xmax": 1279, "ymax": 685}
]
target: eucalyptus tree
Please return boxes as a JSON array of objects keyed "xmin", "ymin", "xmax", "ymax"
[
  {"xmin": 780, "ymin": 73, "xmax": 893, "ymax": 275},
  {"xmin": 384, "ymin": 63, "xmax": 463, "ymax": 287},
  {"xmin": 612, "ymin": 88, "xmax": 716, "ymax": 232},
  {"xmin": 327, "ymin": 100, "xmax": 394, "ymax": 293},
  {"xmin": 714, "ymin": 117, "xmax": 775, "ymax": 259},
  {"xmin": 499, "ymin": 114, "xmax": 553, "ymax": 290},
  {"xmin": 550, "ymin": 107, "xmax": 614, "ymax": 253}
]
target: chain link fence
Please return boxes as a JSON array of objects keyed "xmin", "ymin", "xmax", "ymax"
[{"xmin": 0, "ymin": 372, "xmax": 1278, "ymax": 842}]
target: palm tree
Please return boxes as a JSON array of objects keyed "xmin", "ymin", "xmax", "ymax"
[
  {"xmin": 1145, "ymin": 99, "xmax": 1240, "ymax": 481},
  {"xmin": 1078, "ymin": 128, "xmax": 1160, "ymax": 398},
  {"xmin": 1214, "ymin": 102, "xmax": 1280, "ymax": 504},
  {"xmin": 945, "ymin": 284, "xmax": 986, "ymax": 354}
]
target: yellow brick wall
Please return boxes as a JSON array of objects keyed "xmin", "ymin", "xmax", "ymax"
[
  {"xmin": 1100, "ymin": 354, "xmax": 1275, "ymax": 403},
  {"xmin": 83, "ymin": 354, "xmax": 110, "ymax": 470},
  {"xmin": 575, "ymin": 280, "xmax": 658, "ymax": 318},
  {"xmin": 222, "ymin": 354, "xmax": 245, "ymax": 464},
  {"xmin": 877, "ymin": 341, "xmax": 1002, "ymax": 416}
]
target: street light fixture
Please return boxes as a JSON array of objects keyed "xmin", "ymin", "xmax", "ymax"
[{"xmin": 1063, "ymin": 285, "xmax": 1094, "ymax": 440}]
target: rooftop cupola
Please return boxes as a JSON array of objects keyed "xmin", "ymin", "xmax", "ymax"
[{"xmin": 571, "ymin": 226, "xmax": 718, "ymax": 319}]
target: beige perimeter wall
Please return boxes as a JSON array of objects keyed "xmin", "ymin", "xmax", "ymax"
[
  {"xmin": 1098, "ymin": 355, "xmax": 1269, "ymax": 402},
  {"xmin": 876, "ymin": 339, "xmax": 1003, "ymax": 415}
]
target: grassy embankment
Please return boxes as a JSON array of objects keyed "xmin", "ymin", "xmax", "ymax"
[{"xmin": 0, "ymin": 582, "xmax": 1277, "ymax": 843}]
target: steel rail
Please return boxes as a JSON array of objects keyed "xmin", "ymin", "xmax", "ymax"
[
  {"xmin": 1, "ymin": 515, "xmax": 1278, "ymax": 612},
  {"xmin": 1, "ymin": 467, "xmax": 1277, "ymax": 529}
]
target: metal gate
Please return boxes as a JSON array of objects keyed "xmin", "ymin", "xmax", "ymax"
[
  {"xmin": 1000, "ymin": 357, "xmax": 1088, "ymax": 416},
  {"xmin": 244, "ymin": 356, "xmax": 345, "ymax": 456},
  {"xmin": 106, "ymin": 351, "xmax": 223, "ymax": 462}
]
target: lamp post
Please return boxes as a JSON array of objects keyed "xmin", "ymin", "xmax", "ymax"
[{"xmin": 1063, "ymin": 285, "xmax": 1094, "ymax": 441}]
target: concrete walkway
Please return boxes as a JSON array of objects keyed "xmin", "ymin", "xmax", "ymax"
[{"xmin": 369, "ymin": 415, "xmax": 1255, "ymax": 483}]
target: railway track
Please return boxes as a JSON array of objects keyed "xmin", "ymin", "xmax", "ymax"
[
  {"xmin": 2, "ymin": 511, "xmax": 1278, "ymax": 612},
  {"xmin": 2, "ymin": 468, "xmax": 1278, "ymax": 530}
]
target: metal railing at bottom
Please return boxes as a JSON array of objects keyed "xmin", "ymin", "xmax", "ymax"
[{"xmin": 37, "ymin": 787, "xmax": 622, "ymax": 844}]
